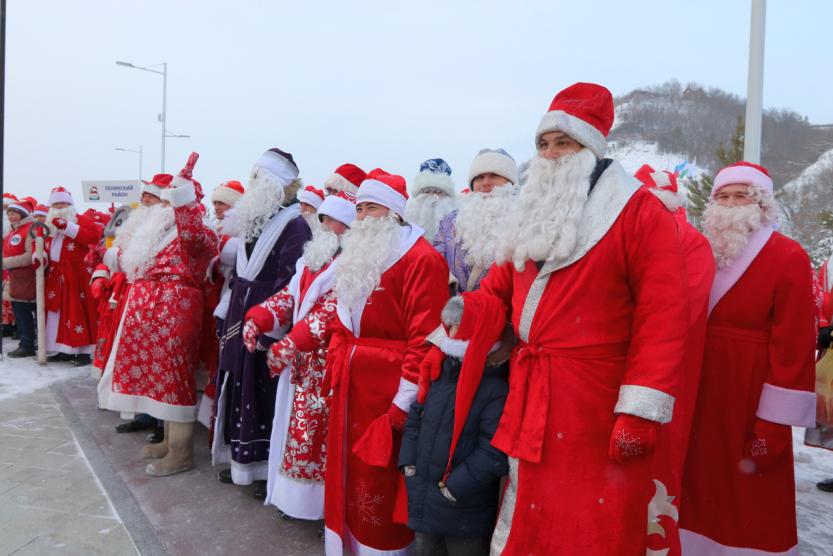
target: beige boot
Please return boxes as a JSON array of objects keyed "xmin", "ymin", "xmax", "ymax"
[
  {"xmin": 141, "ymin": 422, "xmax": 169, "ymax": 459},
  {"xmin": 145, "ymin": 421, "xmax": 194, "ymax": 477}
]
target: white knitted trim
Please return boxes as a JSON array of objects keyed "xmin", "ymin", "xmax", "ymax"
[
  {"xmin": 318, "ymin": 195, "xmax": 356, "ymax": 227},
  {"xmin": 468, "ymin": 151, "xmax": 519, "ymax": 186},
  {"xmin": 410, "ymin": 171, "xmax": 456, "ymax": 198},
  {"xmin": 212, "ymin": 186, "xmax": 243, "ymax": 206},
  {"xmin": 356, "ymin": 179, "xmax": 407, "ymax": 218},
  {"xmin": 614, "ymin": 384, "xmax": 675, "ymax": 424},
  {"xmin": 536, "ymin": 110, "xmax": 607, "ymax": 159},
  {"xmin": 297, "ymin": 189, "xmax": 325, "ymax": 209}
]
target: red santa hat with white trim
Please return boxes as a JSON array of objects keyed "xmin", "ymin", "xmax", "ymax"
[
  {"xmin": 48, "ymin": 187, "xmax": 74, "ymax": 206},
  {"xmin": 2, "ymin": 193, "xmax": 18, "ymax": 206},
  {"xmin": 211, "ymin": 180, "xmax": 245, "ymax": 206},
  {"xmin": 356, "ymin": 168, "xmax": 409, "ymax": 219},
  {"xmin": 7, "ymin": 199, "xmax": 34, "ymax": 217},
  {"xmin": 164, "ymin": 152, "xmax": 204, "ymax": 206},
  {"xmin": 322, "ymin": 163, "xmax": 367, "ymax": 199},
  {"xmin": 535, "ymin": 82, "xmax": 615, "ymax": 159},
  {"xmin": 711, "ymin": 161, "xmax": 773, "ymax": 198},
  {"xmin": 297, "ymin": 185, "xmax": 326, "ymax": 210},
  {"xmin": 634, "ymin": 164, "xmax": 684, "ymax": 213},
  {"xmin": 318, "ymin": 191, "xmax": 356, "ymax": 227},
  {"xmin": 142, "ymin": 174, "xmax": 173, "ymax": 199},
  {"xmin": 33, "ymin": 204, "xmax": 49, "ymax": 217}
]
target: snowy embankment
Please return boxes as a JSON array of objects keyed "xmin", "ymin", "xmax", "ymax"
[{"xmin": 0, "ymin": 345, "xmax": 87, "ymax": 400}]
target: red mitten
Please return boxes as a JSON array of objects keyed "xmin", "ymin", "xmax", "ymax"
[
  {"xmin": 608, "ymin": 414, "xmax": 660, "ymax": 464},
  {"xmin": 51, "ymin": 217, "xmax": 67, "ymax": 231},
  {"xmin": 90, "ymin": 278, "xmax": 106, "ymax": 300},
  {"xmin": 242, "ymin": 319, "xmax": 261, "ymax": 353},
  {"xmin": 741, "ymin": 419, "xmax": 791, "ymax": 473},
  {"xmin": 267, "ymin": 336, "xmax": 297, "ymax": 378},
  {"xmin": 32, "ymin": 254, "xmax": 45, "ymax": 270},
  {"xmin": 388, "ymin": 404, "xmax": 408, "ymax": 431},
  {"xmin": 244, "ymin": 305, "xmax": 274, "ymax": 334}
]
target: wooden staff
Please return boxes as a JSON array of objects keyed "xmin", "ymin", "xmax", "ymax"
[{"xmin": 29, "ymin": 222, "xmax": 48, "ymax": 365}]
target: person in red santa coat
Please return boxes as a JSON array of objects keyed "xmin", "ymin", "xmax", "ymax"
[
  {"xmin": 2, "ymin": 193, "xmax": 20, "ymax": 336},
  {"xmin": 242, "ymin": 192, "xmax": 355, "ymax": 521},
  {"xmin": 810, "ymin": 256, "xmax": 833, "ymax": 492},
  {"xmin": 98, "ymin": 153, "xmax": 218, "ymax": 476},
  {"xmin": 323, "ymin": 169, "xmax": 449, "ymax": 555},
  {"xmin": 3, "ymin": 199, "xmax": 37, "ymax": 358},
  {"xmin": 634, "ymin": 165, "xmax": 715, "ymax": 556},
  {"xmin": 679, "ymin": 162, "xmax": 817, "ymax": 555},
  {"xmin": 43, "ymin": 187, "xmax": 102, "ymax": 367},
  {"xmin": 322, "ymin": 163, "xmax": 367, "ymax": 199},
  {"xmin": 195, "ymin": 179, "xmax": 245, "ymax": 433},
  {"xmin": 475, "ymin": 83, "xmax": 688, "ymax": 555}
]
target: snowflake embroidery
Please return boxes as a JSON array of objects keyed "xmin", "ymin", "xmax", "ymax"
[
  {"xmin": 74, "ymin": 324, "xmax": 85, "ymax": 334},
  {"xmin": 66, "ymin": 242, "xmax": 75, "ymax": 252},
  {"xmin": 48, "ymin": 291, "xmax": 56, "ymax": 299},
  {"xmin": 615, "ymin": 429, "xmax": 643, "ymax": 458},
  {"xmin": 349, "ymin": 481, "xmax": 383, "ymax": 526},
  {"xmin": 750, "ymin": 437, "xmax": 767, "ymax": 457}
]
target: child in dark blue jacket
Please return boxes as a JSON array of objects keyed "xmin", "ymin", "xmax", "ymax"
[{"xmin": 399, "ymin": 292, "xmax": 509, "ymax": 556}]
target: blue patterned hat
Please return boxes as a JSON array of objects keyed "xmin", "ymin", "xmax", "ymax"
[{"xmin": 419, "ymin": 158, "xmax": 452, "ymax": 176}]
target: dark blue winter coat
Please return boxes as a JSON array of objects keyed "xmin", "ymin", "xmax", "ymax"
[{"xmin": 398, "ymin": 355, "xmax": 509, "ymax": 538}]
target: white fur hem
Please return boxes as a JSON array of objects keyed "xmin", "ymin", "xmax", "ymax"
[
  {"xmin": 63, "ymin": 220, "xmax": 80, "ymax": 239},
  {"xmin": 104, "ymin": 391, "xmax": 197, "ymax": 423}
]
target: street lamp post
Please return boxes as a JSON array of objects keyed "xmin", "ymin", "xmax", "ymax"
[
  {"xmin": 116, "ymin": 61, "xmax": 189, "ymax": 173},
  {"xmin": 115, "ymin": 146, "xmax": 143, "ymax": 181},
  {"xmin": 744, "ymin": 0, "xmax": 767, "ymax": 164}
]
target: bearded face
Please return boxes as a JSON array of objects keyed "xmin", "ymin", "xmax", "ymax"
[
  {"xmin": 222, "ymin": 168, "xmax": 290, "ymax": 243},
  {"xmin": 702, "ymin": 201, "xmax": 766, "ymax": 269},
  {"xmin": 404, "ymin": 191, "xmax": 456, "ymax": 242},
  {"xmin": 302, "ymin": 223, "xmax": 341, "ymax": 272},
  {"xmin": 496, "ymin": 148, "xmax": 597, "ymax": 271},
  {"xmin": 116, "ymin": 204, "xmax": 176, "ymax": 281},
  {"xmin": 453, "ymin": 183, "xmax": 518, "ymax": 268},
  {"xmin": 46, "ymin": 206, "xmax": 78, "ymax": 235},
  {"xmin": 333, "ymin": 215, "xmax": 401, "ymax": 308}
]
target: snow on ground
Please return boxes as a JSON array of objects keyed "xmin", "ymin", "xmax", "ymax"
[
  {"xmin": 794, "ymin": 428, "xmax": 833, "ymax": 555},
  {"xmin": 0, "ymin": 344, "xmax": 87, "ymax": 400},
  {"xmin": 607, "ymin": 139, "xmax": 707, "ymax": 197}
]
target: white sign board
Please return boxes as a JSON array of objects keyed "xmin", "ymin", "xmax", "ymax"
[{"xmin": 81, "ymin": 180, "xmax": 141, "ymax": 204}]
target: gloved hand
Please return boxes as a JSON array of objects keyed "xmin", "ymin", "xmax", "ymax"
[
  {"xmin": 51, "ymin": 217, "xmax": 67, "ymax": 231},
  {"xmin": 741, "ymin": 418, "xmax": 791, "ymax": 473},
  {"xmin": 267, "ymin": 336, "xmax": 297, "ymax": 378},
  {"xmin": 242, "ymin": 319, "xmax": 261, "ymax": 353},
  {"xmin": 90, "ymin": 278, "xmax": 106, "ymax": 300},
  {"xmin": 32, "ymin": 254, "xmax": 46, "ymax": 270},
  {"xmin": 819, "ymin": 326, "xmax": 832, "ymax": 350},
  {"xmin": 608, "ymin": 414, "xmax": 660, "ymax": 464},
  {"xmin": 388, "ymin": 404, "xmax": 408, "ymax": 432}
]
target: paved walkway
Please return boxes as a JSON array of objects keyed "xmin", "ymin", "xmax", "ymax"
[{"xmin": 0, "ymin": 385, "xmax": 136, "ymax": 555}]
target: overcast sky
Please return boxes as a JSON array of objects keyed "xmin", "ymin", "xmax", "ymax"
[{"xmin": 5, "ymin": 0, "xmax": 832, "ymax": 207}]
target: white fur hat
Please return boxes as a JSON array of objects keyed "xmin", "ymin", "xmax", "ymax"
[{"xmin": 467, "ymin": 148, "xmax": 519, "ymax": 188}]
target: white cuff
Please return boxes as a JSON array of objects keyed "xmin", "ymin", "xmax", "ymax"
[
  {"xmin": 392, "ymin": 377, "xmax": 418, "ymax": 412},
  {"xmin": 165, "ymin": 181, "xmax": 197, "ymax": 208},
  {"xmin": 91, "ymin": 268, "xmax": 109, "ymax": 281},
  {"xmin": 614, "ymin": 384, "xmax": 675, "ymax": 424},
  {"xmin": 63, "ymin": 220, "xmax": 80, "ymax": 239},
  {"xmin": 756, "ymin": 382, "xmax": 817, "ymax": 428}
]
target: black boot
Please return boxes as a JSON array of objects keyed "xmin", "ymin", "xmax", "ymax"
[
  {"xmin": 1, "ymin": 324, "xmax": 14, "ymax": 337},
  {"xmin": 114, "ymin": 419, "xmax": 155, "ymax": 433},
  {"xmin": 146, "ymin": 426, "xmax": 165, "ymax": 444},
  {"xmin": 72, "ymin": 354, "xmax": 91, "ymax": 367},
  {"xmin": 217, "ymin": 468, "xmax": 233, "ymax": 484},
  {"xmin": 252, "ymin": 480, "xmax": 268, "ymax": 500},
  {"xmin": 8, "ymin": 346, "xmax": 35, "ymax": 358},
  {"xmin": 47, "ymin": 352, "xmax": 74, "ymax": 363},
  {"xmin": 817, "ymin": 478, "xmax": 833, "ymax": 492}
]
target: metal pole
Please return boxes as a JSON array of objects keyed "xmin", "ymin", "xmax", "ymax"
[
  {"xmin": 161, "ymin": 63, "xmax": 167, "ymax": 173},
  {"xmin": 0, "ymin": 0, "xmax": 6, "ymax": 358},
  {"xmin": 743, "ymin": 0, "xmax": 766, "ymax": 163},
  {"xmin": 139, "ymin": 145, "xmax": 143, "ymax": 181}
]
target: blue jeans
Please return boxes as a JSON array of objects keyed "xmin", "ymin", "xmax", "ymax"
[{"xmin": 11, "ymin": 301, "xmax": 35, "ymax": 351}]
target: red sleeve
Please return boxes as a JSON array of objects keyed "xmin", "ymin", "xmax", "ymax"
[
  {"xmin": 755, "ymin": 242, "xmax": 817, "ymax": 427},
  {"xmin": 260, "ymin": 285, "xmax": 296, "ymax": 338},
  {"xmin": 614, "ymin": 193, "xmax": 688, "ymax": 424},
  {"xmin": 478, "ymin": 262, "xmax": 514, "ymax": 317},
  {"xmin": 73, "ymin": 216, "xmax": 103, "ymax": 246},
  {"xmin": 392, "ymin": 242, "xmax": 449, "ymax": 410}
]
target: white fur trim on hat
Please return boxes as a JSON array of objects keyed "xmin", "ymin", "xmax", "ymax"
[
  {"xmin": 298, "ymin": 189, "xmax": 325, "ymax": 210},
  {"xmin": 212, "ymin": 185, "xmax": 243, "ymax": 207},
  {"xmin": 33, "ymin": 207, "xmax": 48, "ymax": 217},
  {"xmin": 318, "ymin": 195, "xmax": 356, "ymax": 227},
  {"xmin": 712, "ymin": 165, "xmax": 774, "ymax": 197},
  {"xmin": 323, "ymin": 173, "xmax": 359, "ymax": 195},
  {"xmin": 356, "ymin": 179, "xmax": 407, "ymax": 218},
  {"xmin": 7, "ymin": 203, "xmax": 30, "ymax": 216},
  {"xmin": 468, "ymin": 151, "xmax": 519, "ymax": 186},
  {"xmin": 410, "ymin": 171, "xmax": 456, "ymax": 198},
  {"xmin": 536, "ymin": 110, "xmax": 607, "ymax": 159},
  {"xmin": 48, "ymin": 189, "xmax": 73, "ymax": 206},
  {"xmin": 254, "ymin": 150, "xmax": 299, "ymax": 187},
  {"xmin": 142, "ymin": 182, "xmax": 163, "ymax": 199}
]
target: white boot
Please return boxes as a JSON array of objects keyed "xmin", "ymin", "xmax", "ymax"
[
  {"xmin": 145, "ymin": 421, "xmax": 194, "ymax": 477},
  {"xmin": 141, "ymin": 422, "xmax": 169, "ymax": 459}
]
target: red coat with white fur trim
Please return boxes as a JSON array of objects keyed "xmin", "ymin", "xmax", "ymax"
[
  {"xmin": 480, "ymin": 186, "xmax": 688, "ymax": 556},
  {"xmin": 680, "ymin": 232, "xmax": 816, "ymax": 555},
  {"xmin": 324, "ymin": 236, "xmax": 448, "ymax": 555},
  {"xmin": 45, "ymin": 214, "xmax": 102, "ymax": 351}
]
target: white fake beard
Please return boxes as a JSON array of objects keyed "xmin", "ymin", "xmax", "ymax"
[
  {"xmin": 302, "ymin": 227, "xmax": 340, "ymax": 272},
  {"xmin": 302, "ymin": 211, "xmax": 322, "ymax": 235},
  {"xmin": 334, "ymin": 215, "xmax": 401, "ymax": 308},
  {"xmin": 404, "ymin": 193, "xmax": 456, "ymax": 242},
  {"xmin": 454, "ymin": 184, "xmax": 518, "ymax": 268},
  {"xmin": 46, "ymin": 206, "xmax": 78, "ymax": 235},
  {"xmin": 703, "ymin": 202, "xmax": 763, "ymax": 269},
  {"xmin": 222, "ymin": 169, "xmax": 287, "ymax": 243},
  {"xmin": 496, "ymin": 148, "xmax": 597, "ymax": 271},
  {"xmin": 118, "ymin": 204, "xmax": 176, "ymax": 281}
]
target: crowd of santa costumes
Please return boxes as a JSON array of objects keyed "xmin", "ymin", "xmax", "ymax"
[{"xmin": 3, "ymin": 81, "xmax": 831, "ymax": 556}]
